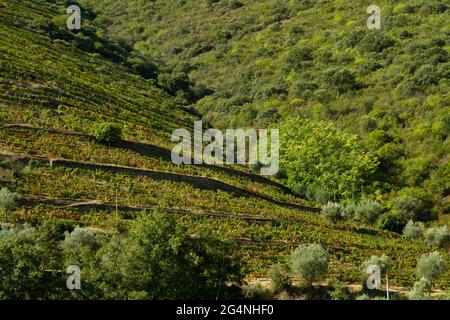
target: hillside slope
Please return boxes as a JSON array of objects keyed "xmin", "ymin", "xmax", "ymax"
[
  {"xmin": 80, "ymin": 0, "xmax": 450, "ymax": 206},
  {"xmin": 0, "ymin": 0, "xmax": 449, "ymax": 299}
]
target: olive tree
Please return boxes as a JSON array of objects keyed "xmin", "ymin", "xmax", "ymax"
[
  {"xmin": 289, "ymin": 243, "xmax": 329, "ymax": 285},
  {"xmin": 0, "ymin": 188, "xmax": 18, "ymax": 222},
  {"xmin": 416, "ymin": 251, "xmax": 446, "ymax": 283},
  {"xmin": 403, "ymin": 220, "xmax": 425, "ymax": 241}
]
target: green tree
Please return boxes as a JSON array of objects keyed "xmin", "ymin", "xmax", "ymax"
[
  {"xmin": 267, "ymin": 263, "xmax": 290, "ymax": 293},
  {"xmin": 424, "ymin": 226, "xmax": 450, "ymax": 249},
  {"xmin": 279, "ymin": 117, "xmax": 380, "ymax": 201},
  {"xmin": 321, "ymin": 202, "xmax": 344, "ymax": 224},
  {"xmin": 289, "ymin": 244, "xmax": 329, "ymax": 285},
  {"xmin": 321, "ymin": 67, "xmax": 359, "ymax": 97},
  {"xmin": 67, "ymin": 211, "xmax": 242, "ymax": 299},
  {"xmin": 0, "ymin": 188, "xmax": 18, "ymax": 222},
  {"xmin": 402, "ymin": 220, "xmax": 424, "ymax": 241},
  {"xmin": 93, "ymin": 122, "xmax": 123, "ymax": 144},
  {"xmin": 416, "ymin": 251, "xmax": 446, "ymax": 283}
]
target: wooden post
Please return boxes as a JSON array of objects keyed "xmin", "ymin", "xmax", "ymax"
[{"xmin": 386, "ymin": 275, "xmax": 390, "ymax": 300}]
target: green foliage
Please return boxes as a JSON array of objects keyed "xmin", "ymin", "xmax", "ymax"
[
  {"xmin": 355, "ymin": 201, "xmax": 384, "ymax": 224},
  {"xmin": 286, "ymin": 46, "xmax": 314, "ymax": 71},
  {"xmin": 357, "ymin": 32, "xmax": 395, "ymax": 53},
  {"xmin": 392, "ymin": 188, "xmax": 437, "ymax": 221},
  {"xmin": 0, "ymin": 188, "xmax": 18, "ymax": 219},
  {"xmin": 93, "ymin": 122, "xmax": 123, "ymax": 144},
  {"xmin": 280, "ymin": 117, "xmax": 380, "ymax": 201},
  {"xmin": 267, "ymin": 263, "xmax": 290, "ymax": 293},
  {"xmin": 289, "ymin": 243, "xmax": 329, "ymax": 284},
  {"xmin": 402, "ymin": 220, "xmax": 424, "ymax": 241},
  {"xmin": 341, "ymin": 203, "xmax": 357, "ymax": 220},
  {"xmin": 321, "ymin": 67, "xmax": 359, "ymax": 97},
  {"xmin": 416, "ymin": 251, "xmax": 446, "ymax": 282},
  {"xmin": 0, "ymin": 213, "xmax": 243, "ymax": 299},
  {"xmin": 62, "ymin": 227, "xmax": 100, "ymax": 254},
  {"xmin": 375, "ymin": 213, "xmax": 406, "ymax": 234},
  {"xmin": 242, "ymin": 283, "xmax": 267, "ymax": 299},
  {"xmin": 409, "ymin": 277, "xmax": 432, "ymax": 300},
  {"xmin": 329, "ymin": 282, "xmax": 351, "ymax": 300},
  {"xmin": 361, "ymin": 254, "xmax": 390, "ymax": 291},
  {"xmin": 321, "ymin": 202, "xmax": 343, "ymax": 224},
  {"xmin": 78, "ymin": 0, "xmax": 450, "ymax": 209},
  {"xmin": 361, "ymin": 255, "xmax": 391, "ymax": 275},
  {"xmin": 424, "ymin": 226, "xmax": 450, "ymax": 249},
  {"xmin": 0, "ymin": 225, "xmax": 60, "ymax": 299}
]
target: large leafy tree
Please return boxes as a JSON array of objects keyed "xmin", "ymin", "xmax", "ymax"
[
  {"xmin": 63, "ymin": 211, "xmax": 242, "ymax": 299},
  {"xmin": 279, "ymin": 117, "xmax": 380, "ymax": 200}
]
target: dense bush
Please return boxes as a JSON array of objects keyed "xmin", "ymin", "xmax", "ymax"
[
  {"xmin": 409, "ymin": 278, "xmax": 432, "ymax": 300},
  {"xmin": 286, "ymin": 46, "xmax": 314, "ymax": 71},
  {"xmin": 321, "ymin": 202, "xmax": 343, "ymax": 224},
  {"xmin": 355, "ymin": 201, "xmax": 384, "ymax": 224},
  {"xmin": 321, "ymin": 67, "xmax": 359, "ymax": 97},
  {"xmin": 424, "ymin": 226, "xmax": 450, "ymax": 249},
  {"xmin": 280, "ymin": 117, "xmax": 379, "ymax": 201},
  {"xmin": 402, "ymin": 220, "xmax": 424, "ymax": 241},
  {"xmin": 357, "ymin": 32, "xmax": 395, "ymax": 53},
  {"xmin": 0, "ymin": 213, "xmax": 243, "ymax": 300},
  {"xmin": 62, "ymin": 227, "xmax": 100, "ymax": 254},
  {"xmin": 361, "ymin": 255, "xmax": 391, "ymax": 274},
  {"xmin": 341, "ymin": 203, "xmax": 357, "ymax": 220},
  {"xmin": 375, "ymin": 214, "xmax": 406, "ymax": 233},
  {"xmin": 93, "ymin": 122, "xmax": 123, "ymax": 143},
  {"xmin": 289, "ymin": 244, "xmax": 329, "ymax": 284},
  {"xmin": 0, "ymin": 188, "xmax": 18, "ymax": 222},
  {"xmin": 267, "ymin": 264, "xmax": 290, "ymax": 293},
  {"xmin": 0, "ymin": 226, "xmax": 59, "ymax": 299},
  {"xmin": 392, "ymin": 189, "xmax": 437, "ymax": 221},
  {"xmin": 329, "ymin": 282, "xmax": 351, "ymax": 300},
  {"xmin": 416, "ymin": 251, "xmax": 446, "ymax": 282}
]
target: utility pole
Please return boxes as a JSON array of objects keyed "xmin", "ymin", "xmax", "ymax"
[{"xmin": 386, "ymin": 275, "xmax": 390, "ymax": 300}]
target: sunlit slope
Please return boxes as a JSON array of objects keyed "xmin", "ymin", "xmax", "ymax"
[
  {"xmin": 80, "ymin": 0, "xmax": 450, "ymax": 203},
  {"xmin": 0, "ymin": 0, "xmax": 449, "ymax": 290},
  {"xmin": 0, "ymin": 0, "xmax": 196, "ymax": 147}
]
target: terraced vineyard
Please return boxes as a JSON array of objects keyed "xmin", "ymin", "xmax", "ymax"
[{"xmin": 0, "ymin": 0, "xmax": 449, "ymax": 300}]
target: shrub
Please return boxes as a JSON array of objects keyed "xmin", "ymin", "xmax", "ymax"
[
  {"xmin": 424, "ymin": 226, "xmax": 450, "ymax": 249},
  {"xmin": 279, "ymin": 117, "xmax": 379, "ymax": 201},
  {"xmin": 329, "ymin": 282, "xmax": 351, "ymax": 300},
  {"xmin": 355, "ymin": 201, "xmax": 384, "ymax": 224},
  {"xmin": 358, "ymin": 32, "xmax": 395, "ymax": 53},
  {"xmin": 321, "ymin": 67, "xmax": 359, "ymax": 97},
  {"xmin": 267, "ymin": 264, "xmax": 290, "ymax": 292},
  {"xmin": 286, "ymin": 46, "xmax": 313, "ymax": 70},
  {"xmin": 93, "ymin": 122, "xmax": 122, "ymax": 143},
  {"xmin": 409, "ymin": 278, "xmax": 432, "ymax": 300},
  {"xmin": 416, "ymin": 251, "xmax": 446, "ymax": 282},
  {"xmin": 306, "ymin": 186, "xmax": 333, "ymax": 205},
  {"xmin": 362, "ymin": 255, "xmax": 391, "ymax": 274},
  {"xmin": 0, "ymin": 188, "xmax": 18, "ymax": 222},
  {"xmin": 62, "ymin": 227, "xmax": 100, "ymax": 254},
  {"xmin": 289, "ymin": 244, "xmax": 329, "ymax": 284},
  {"xmin": 0, "ymin": 225, "xmax": 56, "ymax": 299},
  {"xmin": 242, "ymin": 283, "xmax": 266, "ymax": 299},
  {"xmin": 341, "ymin": 203, "xmax": 357, "ymax": 220},
  {"xmin": 392, "ymin": 189, "xmax": 437, "ymax": 221},
  {"xmin": 375, "ymin": 214, "xmax": 406, "ymax": 233},
  {"xmin": 321, "ymin": 202, "xmax": 343, "ymax": 224},
  {"xmin": 402, "ymin": 220, "xmax": 424, "ymax": 241}
]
